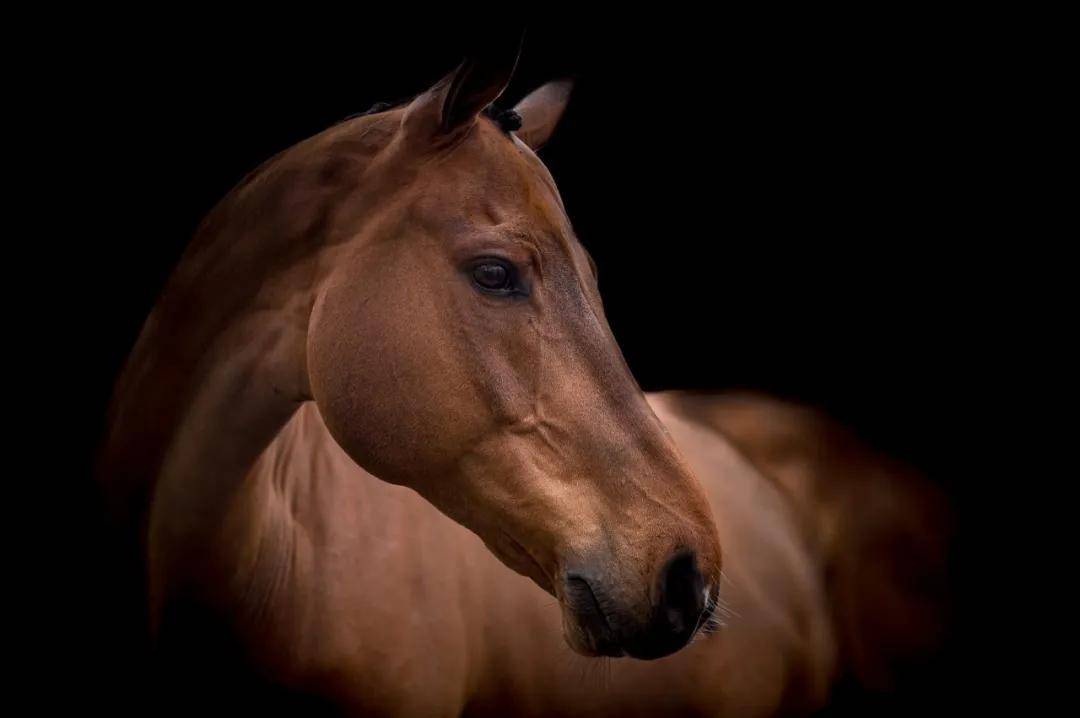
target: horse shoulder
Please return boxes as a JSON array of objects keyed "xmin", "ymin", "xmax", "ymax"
[{"xmin": 216, "ymin": 402, "xmax": 478, "ymax": 715}]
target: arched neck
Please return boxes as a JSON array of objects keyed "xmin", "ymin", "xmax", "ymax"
[{"xmin": 98, "ymin": 113, "xmax": 398, "ymax": 533}]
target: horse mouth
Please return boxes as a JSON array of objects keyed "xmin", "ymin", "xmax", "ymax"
[
  {"xmin": 558, "ymin": 566, "xmax": 721, "ymax": 660},
  {"xmin": 562, "ymin": 574, "xmax": 625, "ymax": 657}
]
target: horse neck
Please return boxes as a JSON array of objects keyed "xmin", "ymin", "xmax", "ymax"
[{"xmin": 100, "ymin": 116, "xmax": 393, "ymax": 538}]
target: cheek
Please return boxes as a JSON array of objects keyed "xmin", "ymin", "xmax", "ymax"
[{"xmin": 306, "ymin": 262, "xmax": 489, "ymax": 485}]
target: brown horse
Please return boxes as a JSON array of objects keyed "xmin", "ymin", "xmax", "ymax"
[{"xmin": 100, "ymin": 44, "xmax": 948, "ymax": 716}]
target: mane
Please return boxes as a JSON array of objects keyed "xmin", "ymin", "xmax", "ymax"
[
  {"xmin": 345, "ymin": 98, "xmax": 521, "ymax": 133},
  {"xmin": 346, "ymin": 99, "xmax": 408, "ymax": 119}
]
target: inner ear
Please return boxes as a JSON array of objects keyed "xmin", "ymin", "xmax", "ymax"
[{"xmin": 513, "ymin": 80, "xmax": 573, "ymax": 151}]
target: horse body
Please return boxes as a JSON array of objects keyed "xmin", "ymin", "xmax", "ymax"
[
  {"xmin": 99, "ymin": 44, "xmax": 947, "ymax": 716},
  {"xmin": 205, "ymin": 395, "xmax": 833, "ymax": 717}
]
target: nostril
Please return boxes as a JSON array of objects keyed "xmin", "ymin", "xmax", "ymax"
[
  {"xmin": 659, "ymin": 550, "xmax": 706, "ymax": 636},
  {"xmin": 623, "ymin": 550, "xmax": 708, "ymax": 660}
]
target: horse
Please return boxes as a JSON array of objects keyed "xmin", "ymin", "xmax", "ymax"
[{"xmin": 99, "ymin": 42, "xmax": 949, "ymax": 716}]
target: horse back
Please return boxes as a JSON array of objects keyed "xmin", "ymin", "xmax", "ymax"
[{"xmin": 661, "ymin": 391, "xmax": 952, "ymax": 695}]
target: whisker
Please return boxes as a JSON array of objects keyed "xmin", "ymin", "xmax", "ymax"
[{"xmin": 689, "ymin": 588, "xmax": 716, "ymax": 640}]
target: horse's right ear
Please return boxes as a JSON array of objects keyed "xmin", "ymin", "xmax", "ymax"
[{"xmin": 404, "ymin": 36, "xmax": 522, "ymax": 142}]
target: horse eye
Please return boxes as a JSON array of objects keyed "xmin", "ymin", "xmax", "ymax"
[{"xmin": 472, "ymin": 262, "xmax": 511, "ymax": 291}]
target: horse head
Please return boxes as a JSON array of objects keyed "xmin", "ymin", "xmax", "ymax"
[{"xmin": 300, "ymin": 42, "xmax": 723, "ymax": 660}]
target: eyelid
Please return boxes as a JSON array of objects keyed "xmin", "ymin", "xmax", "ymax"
[
  {"xmin": 466, "ymin": 244, "xmax": 534, "ymax": 267},
  {"xmin": 468, "ymin": 255, "xmax": 516, "ymax": 276}
]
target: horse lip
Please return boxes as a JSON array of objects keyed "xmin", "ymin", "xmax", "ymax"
[
  {"xmin": 563, "ymin": 573, "xmax": 623, "ymax": 654},
  {"xmin": 591, "ymin": 640, "xmax": 626, "ymax": 658}
]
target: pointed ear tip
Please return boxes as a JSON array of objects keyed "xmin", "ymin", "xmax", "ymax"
[
  {"xmin": 518, "ymin": 78, "xmax": 575, "ymax": 107},
  {"xmin": 551, "ymin": 77, "xmax": 575, "ymax": 94}
]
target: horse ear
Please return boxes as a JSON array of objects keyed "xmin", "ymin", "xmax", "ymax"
[
  {"xmin": 513, "ymin": 80, "xmax": 573, "ymax": 151},
  {"xmin": 405, "ymin": 36, "xmax": 522, "ymax": 140}
]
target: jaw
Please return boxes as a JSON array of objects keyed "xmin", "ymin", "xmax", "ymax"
[{"xmin": 477, "ymin": 523, "xmax": 558, "ymax": 597}]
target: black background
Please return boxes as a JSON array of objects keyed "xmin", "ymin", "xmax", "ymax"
[
  {"xmin": 63, "ymin": 19, "xmax": 996, "ymax": 481},
  {"xmin": 28, "ymin": 12, "xmax": 1028, "ymax": 714}
]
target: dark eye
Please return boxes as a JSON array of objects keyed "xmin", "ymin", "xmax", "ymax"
[{"xmin": 472, "ymin": 262, "xmax": 512, "ymax": 292}]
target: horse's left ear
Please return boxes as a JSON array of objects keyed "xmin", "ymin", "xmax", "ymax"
[
  {"xmin": 513, "ymin": 80, "xmax": 573, "ymax": 151},
  {"xmin": 404, "ymin": 36, "xmax": 522, "ymax": 141}
]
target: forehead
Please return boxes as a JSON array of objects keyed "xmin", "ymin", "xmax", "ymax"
[{"xmin": 411, "ymin": 119, "xmax": 576, "ymax": 252}]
